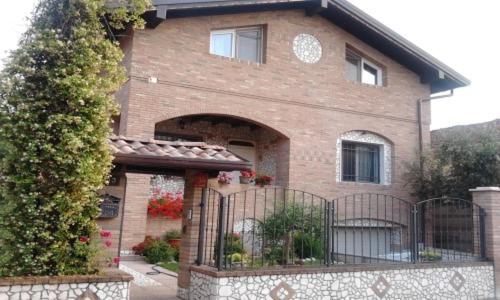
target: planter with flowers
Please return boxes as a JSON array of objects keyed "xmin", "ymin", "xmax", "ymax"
[
  {"xmin": 148, "ymin": 191, "xmax": 183, "ymax": 219},
  {"xmin": 165, "ymin": 229, "xmax": 182, "ymax": 249},
  {"xmin": 255, "ymin": 175, "xmax": 273, "ymax": 187},
  {"xmin": 239, "ymin": 169, "xmax": 256, "ymax": 184},
  {"xmin": 217, "ymin": 171, "xmax": 233, "ymax": 185}
]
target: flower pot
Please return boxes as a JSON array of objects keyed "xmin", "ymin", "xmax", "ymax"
[
  {"xmin": 239, "ymin": 176, "xmax": 251, "ymax": 184},
  {"xmin": 167, "ymin": 239, "xmax": 181, "ymax": 249}
]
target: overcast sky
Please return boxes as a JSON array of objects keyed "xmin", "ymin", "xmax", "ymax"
[{"xmin": 0, "ymin": 0, "xmax": 498, "ymax": 130}]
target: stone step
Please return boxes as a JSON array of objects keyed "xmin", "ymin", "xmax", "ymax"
[{"xmin": 120, "ymin": 255, "xmax": 144, "ymax": 261}]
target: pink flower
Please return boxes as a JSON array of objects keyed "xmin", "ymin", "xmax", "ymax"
[
  {"xmin": 113, "ymin": 257, "xmax": 120, "ymax": 265},
  {"xmin": 100, "ymin": 230, "xmax": 112, "ymax": 238},
  {"xmin": 79, "ymin": 236, "xmax": 89, "ymax": 243},
  {"xmin": 104, "ymin": 240, "xmax": 112, "ymax": 248}
]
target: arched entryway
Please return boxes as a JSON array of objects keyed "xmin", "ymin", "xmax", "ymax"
[{"xmin": 154, "ymin": 114, "xmax": 291, "ymax": 187}]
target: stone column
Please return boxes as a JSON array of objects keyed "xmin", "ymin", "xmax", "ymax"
[
  {"xmin": 177, "ymin": 170, "xmax": 208, "ymax": 299},
  {"xmin": 470, "ymin": 186, "xmax": 500, "ymax": 295},
  {"xmin": 119, "ymin": 172, "xmax": 151, "ymax": 255}
]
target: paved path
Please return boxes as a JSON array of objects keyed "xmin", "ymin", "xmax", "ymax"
[{"xmin": 120, "ymin": 260, "xmax": 179, "ymax": 300}]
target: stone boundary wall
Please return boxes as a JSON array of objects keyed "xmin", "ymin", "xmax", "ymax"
[
  {"xmin": 188, "ymin": 262, "xmax": 494, "ymax": 299},
  {"xmin": 0, "ymin": 268, "xmax": 133, "ymax": 300}
]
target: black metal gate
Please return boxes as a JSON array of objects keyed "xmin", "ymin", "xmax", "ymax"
[
  {"xmin": 197, "ymin": 189, "xmax": 486, "ymax": 270},
  {"xmin": 413, "ymin": 197, "xmax": 486, "ymax": 262}
]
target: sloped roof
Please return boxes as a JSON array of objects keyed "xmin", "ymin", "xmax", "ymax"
[
  {"xmin": 109, "ymin": 135, "xmax": 251, "ymax": 170},
  {"xmin": 145, "ymin": 0, "xmax": 469, "ymax": 93}
]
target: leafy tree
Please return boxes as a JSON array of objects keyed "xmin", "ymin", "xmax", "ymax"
[
  {"xmin": 0, "ymin": 0, "xmax": 150, "ymax": 276},
  {"xmin": 405, "ymin": 131, "xmax": 500, "ymax": 200},
  {"xmin": 262, "ymin": 203, "xmax": 323, "ymax": 264}
]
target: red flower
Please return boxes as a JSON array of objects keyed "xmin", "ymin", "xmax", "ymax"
[
  {"xmin": 147, "ymin": 193, "xmax": 183, "ymax": 219},
  {"xmin": 105, "ymin": 240, "xmax": 112, "ymax": 248},
  {"xmin": 100, "ymin": 230, "xmax": 112, "ymax": 238},
  {"xmin": 240, "ymin": 169, "xmax": 256, "ymax": 178},
  {"xmin": 113, "ymin": 257, "xmax": 120, "ymax": 265},
  {"xmin": 79, "ymin": 236, "xmax": 89, "ymax": 243}
]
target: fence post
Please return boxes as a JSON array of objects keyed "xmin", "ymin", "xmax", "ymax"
[
  {"xmin": 411, "ymin": 204, "xmax": 418, "ymax": 263},
  {"xmin": 325, "ymin": 201, "xmax": 332, "ymax": 266},
  {"xmin": 215, "ymin": 196, "xmax": 226, "ymax": 271},
  {"xmin": 479, "ymin": 207, "xmax": 486, "ymax": 259},
  {"xmin": 470, "ymin": 187, "xmax": 500, "ymax": 297},
  {"xmin": 196, "ymin": 188, "xmax": 207, "ymax": 266}
]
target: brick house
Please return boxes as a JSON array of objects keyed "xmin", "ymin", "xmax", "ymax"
[{"xmin": 99, "ymin": 0, "xmax": 469, "ymax": 295}]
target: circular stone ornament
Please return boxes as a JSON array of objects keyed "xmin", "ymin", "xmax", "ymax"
[{"xmin": 293, "ymin": 33, "xmax": 323, "ymax": 64}]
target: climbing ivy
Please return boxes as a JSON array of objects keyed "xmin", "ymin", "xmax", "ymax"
[{"xmin": 0, "ymin": 0, "xmax": 150, "ymax": 276}]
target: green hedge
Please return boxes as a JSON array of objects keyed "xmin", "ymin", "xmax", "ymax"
[{"xmin": 0, "ymin": 0, "xmax": 149, "ymax": 276}]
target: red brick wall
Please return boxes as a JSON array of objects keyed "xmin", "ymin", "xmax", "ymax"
[{"xmin": 117, "ymin": 9, "xmax": 431, "ymax": 201}]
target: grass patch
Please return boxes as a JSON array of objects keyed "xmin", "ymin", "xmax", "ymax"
[{"xmin": 158, "ymin": 261, "xmax": 179, "ymax": 273}]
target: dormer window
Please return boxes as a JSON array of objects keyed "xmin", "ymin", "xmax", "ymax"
[
  {"xmin": 210, "ymin": 27, "xmax": 263, "ymax": 63},
  {"xmin": 345, "ymin": 49, "xmax": 383, "ymax": 86}
]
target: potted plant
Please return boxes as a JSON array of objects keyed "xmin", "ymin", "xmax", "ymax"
[
  {"xmin": 239, "ymin": 169, "xmax": 256, "ymax": 184},
  {"xmin": 255, "ymin": 175, "xmax": 273, "ymax": 187},
  {"xmin": 217, "ymin": 171, "xmax": 233, "ymax": 185},
  {"xmin": 165, "ymin": 230, "xmax": 182, "ymax": 249},
  {"xmin": 420, "ymin": 250, "xmax": 442, "ymax": 262}
]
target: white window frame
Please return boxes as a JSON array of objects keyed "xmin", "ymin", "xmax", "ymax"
[
  {"xmin": 346, "ymin": 49, "xmax": 384, "ymax": 86},
  {"xmin": 210, "ymin": 27, "xmax": 263, "ymax": 63},
  {"xmin": 361, "ymin": 59, "xmax": 383, "ymax": 86}
]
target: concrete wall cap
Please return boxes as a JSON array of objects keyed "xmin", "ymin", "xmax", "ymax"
[{"xmin": 469, "ymin": 187, "xmax": 500, "ymax": 192}]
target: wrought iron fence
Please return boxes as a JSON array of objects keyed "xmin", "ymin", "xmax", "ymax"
[{"xmin": 197, "ymin": 188, "xmax": 486, "ymax": 271}]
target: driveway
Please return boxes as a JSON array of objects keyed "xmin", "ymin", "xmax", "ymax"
[{"xmin": 120, "ymin": 260, "xmax": 179, "ymax": 300}]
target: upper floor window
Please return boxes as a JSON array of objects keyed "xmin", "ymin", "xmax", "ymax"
[
  {"xmin": 210, "ymin": 27, "xmax": 263, "ymax": 63},
  {"xmin": 345, "ymin": 49, "xmax": 383, "ymax": 86}
]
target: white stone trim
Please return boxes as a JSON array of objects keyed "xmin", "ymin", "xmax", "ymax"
[
  {"xmin": 336, "ymin": 130, "xmax": 392, "ymax": 185},
  {"xmin": 469, "ymin": 187, "xmax": 500, "ymax": 192},
  {"xmin": 189, "ymin": 264, "xmax": 494, "ymax": 299}
]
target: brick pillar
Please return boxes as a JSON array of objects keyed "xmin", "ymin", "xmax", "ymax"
[
  {"xmin": 120, "ymin": 172, "xmax": 151, "ymax": 254},
  {"xmin": 470, "ymin": 186, "xmax": 500, "ymax": 296},
  {"xmin": 178, "ymin": 170, "xmax": 207, "ymax": 297}
]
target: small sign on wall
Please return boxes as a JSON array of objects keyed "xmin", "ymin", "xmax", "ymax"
[{"xmin": 194, "ymin": 172, "xmax": 208, "ymax": 188}]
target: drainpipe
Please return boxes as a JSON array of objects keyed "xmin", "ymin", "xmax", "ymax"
[
  {"xmin": 417, "ymin": 89, "xmax": 454, "ymax": 169},
  {"xmin": 417, "ymin": 90, "xmax": 453, "ymax": 156}
]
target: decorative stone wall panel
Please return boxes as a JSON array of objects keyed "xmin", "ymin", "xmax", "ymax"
[
  {"xmin": 188, "ymin": 264, "xmax": 494, "ymax": 299},
  {"xmin": 0, "ymin": 281, "xmax": 130, "ymax": 300}
]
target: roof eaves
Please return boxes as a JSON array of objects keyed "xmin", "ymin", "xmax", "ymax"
[{"xmin": 328, "ymin": 0, "xmax": 470, "ymax": 88}]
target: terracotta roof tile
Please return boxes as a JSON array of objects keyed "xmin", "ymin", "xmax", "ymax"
[{"xmin": 108, "ymin": 135, "xmax": 248, "ymax": 165}]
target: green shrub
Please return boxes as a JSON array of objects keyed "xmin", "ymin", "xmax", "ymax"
[
  {"xmin": 406, "ymin": 130, "xmax": 500, "ymax": 200},
  {"xmin": 293, "ymin": 232, "xmax": 323, "ymax": 259},
  {"xmin": 164, "ymin": 230, "xmax": 182, "ymax": 240},
  {"xmin": 214, "ymin": 233, "xmax": 244, "ymax": 256},
  {"xmin": 264, "ymin": 246, "xmax": 285, "ymax": 266},
  {"xmin": 0, "ymin": 0, "xmax": 149, "ymax": 276},
  {"xmin": 143, "ymin": 240, "xmax": 175, "ymax": 264}
]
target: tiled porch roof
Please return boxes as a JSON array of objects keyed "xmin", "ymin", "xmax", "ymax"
[{"xmin": 108, "ymin": 135, "xmax": 251, "ymax": 171}]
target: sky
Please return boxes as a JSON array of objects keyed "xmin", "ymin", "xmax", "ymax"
[{"xmin": 0, "ymin": 0, "xmax": 499, "ymax": 130}]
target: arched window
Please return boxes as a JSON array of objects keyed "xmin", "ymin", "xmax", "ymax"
[{"xmin": 336, "ymin": 131, "xmax": 392, "ymax": 185}]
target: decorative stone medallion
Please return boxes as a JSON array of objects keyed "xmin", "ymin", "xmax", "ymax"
[
  {"xmin": 76, "ymin": 290, "xmax": 99, "ymax": 300},
  {"xmin": 450, "ymin": 271, "xmax": 465, "ymax": 291},
  {"xmin": 270, "ymin": 281, "xmax": 295, "ymax": 300},
  {"xmin": 371, "ymin": 275, "xmax": 391, "ymax": 298},
  {"xmin": 292, "ymin": 33, "xmax": 322, "ymax": 64}
]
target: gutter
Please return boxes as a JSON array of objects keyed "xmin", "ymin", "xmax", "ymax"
[
  {"xmin": 327, "ymin": 0, "xmax": 471, "ymax": 87},
  {"xmin": 417, "ymin": 89, "xmax": 454, "ymax": 169}
]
